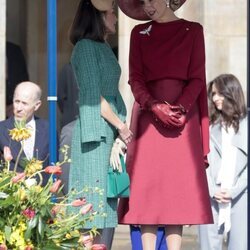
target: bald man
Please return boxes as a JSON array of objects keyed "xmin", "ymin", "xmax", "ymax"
[{"xmin": 0, "ymin": 82, "xmax": 49, "ymax": 182}]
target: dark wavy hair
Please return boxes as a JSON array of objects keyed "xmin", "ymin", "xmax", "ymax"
[
  {"xmin": 207, "ymin": 74, "xmax": 247, "ymax": 133},
  {"xmin": 69, "ymin": 0, "xmax": 106, "ymax": 45}
]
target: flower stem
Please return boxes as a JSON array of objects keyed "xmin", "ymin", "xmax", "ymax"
[
  {"xmin": 37, "ymin": 172, "xmax": 44, "ymax": 186},
  {"xmin": 7, "ymin": 161, "xmax": 10, "ymax": 171},
  {"xmin": 13, "ymin": 145, "xmax": 23, "ymax": 172}
]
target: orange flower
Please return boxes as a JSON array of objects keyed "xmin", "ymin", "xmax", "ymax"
[
  {"xmin": 79, "ymin": 234, "xmax": 93, "ymax": 248},
  {"xmin": 44, "ymin": 165, "xmax": 62, "ymax": 175},
  {"xmin": 11, "ymin": 172, "xmax": 26, "ymax": 183},
  {"xmin": 3, "ymin": 146, "xmax": 13, "ymax": 162},
  {"xmin": 80, "ymin": 203, "xmax": 93, "ymax": 215},
  {"xmin": 25, "ymin": 246, "xmax": 34, "ymax": 250},
  {"xmin": 49, "ymin": 180, "xmax": 62, "ymax": 193},
  {"xmin": 91, "ymin": 244, "xmax": 107, "ymax": 250},
  {"xmin": 0, "ymin": 244, "xmax": 7, "ymax": 250},
  {"xmin": 51, "ymin": 205, "xmax": 61, "ymax": 216},
  {"xmin": 71, "ymin": 198, "xmax": 87, "ymax": 207}
]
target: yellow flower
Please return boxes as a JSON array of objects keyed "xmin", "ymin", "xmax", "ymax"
[
  {"xmin": 25, "ymin": 159, "xmax": 43, "ymax": 176},
  {"xmin": 33, "ymin": 185, "xmax": 43, "ymax": 193},
  {"xmin": 0, "ymin": 231, "xmax": 5, "ymax": 243},
  {"xmin": 9, "ymin": 223, "xmax": 30, "ymax": 249},
  {"xmin": 16, "ymin": 188, "xmax": 26, "ymax": 201},
  {"xmin": 65, "ymin": 233, "xmax": 72, "ymax": 239},
  {"xmin": 69, "ymin": 230, "xmax": 80, "ymax": 238},
  {"xmin": 19, "ymin": 221, "xmax": 27, "ymax": 231},
  {"xmin": 9, "ymin": 128, "xmax": 31, "ymax": 142}
]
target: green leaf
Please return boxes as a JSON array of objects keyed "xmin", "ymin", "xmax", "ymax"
[
  {"xmin": 0, "ymin": 196, "xmax": 16, "ymax": 207},
  {"xmin": 0, "ymin": 176, "xmax": 11, "ymax": 188},
  {"xmin": 41, "ymin": 242, "xmax": 66, "ymax": 250},
  {"xmin": 47, "ymin": 232, "xmax": 67, "ymax": 239},
  {"xmin": 25, "ymin": 215, "xmax": 38, "ymax": 239},
  {"xmin": 60, "ymin": 238, "xmax": 79, "ymax": 247},
  {"xmin": 38, "ymin": 215, "xmax": 45, "ymax": 238},
  {"xmin": 24, "ymin": 226, "xmax": 32, "ymax": 239},
  {"xmin": 29, "ymin": 215, "xmax": 38, "ymax": 228},
  {"xmin": 0, "ymin": 192, "xmax": 8, "ymax": 199},
  {"xmin": 4, "ymin": 225, "xmax": 11, "ymax": 242}
]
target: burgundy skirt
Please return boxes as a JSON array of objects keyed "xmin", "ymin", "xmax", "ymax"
[{"xmin": 118, "ymin": 79, "xmax": 213, "ymax": 225}]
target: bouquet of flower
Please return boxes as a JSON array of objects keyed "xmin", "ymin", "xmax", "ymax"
[{"xmin": 0, "ymin": 121, "xmax": 106, "ymax": 250}]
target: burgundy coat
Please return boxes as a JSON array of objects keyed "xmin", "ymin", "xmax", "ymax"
[{"xmin": 118, "ymin": 19, "xmax": 213, "ymax": 225}]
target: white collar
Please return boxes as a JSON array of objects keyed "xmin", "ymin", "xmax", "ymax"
[{"xmin": 26, "ymin": 116, "xmax": 35, "ymax": 128}]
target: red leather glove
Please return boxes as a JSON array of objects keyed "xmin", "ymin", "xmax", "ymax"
[
  {"xmin": 173, "ymin": 104, "xmax": 187, "ymax": 128},
  {"xmin": 151, "ymin": 102, "xmax": 182, "ymax": 128}
]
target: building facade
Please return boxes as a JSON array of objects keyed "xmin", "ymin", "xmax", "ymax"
[{"xmin": 0, "ymin": 0, "xmax": 247, "ymax": 122}]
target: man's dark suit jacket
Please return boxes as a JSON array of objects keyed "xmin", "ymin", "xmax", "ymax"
[{"xmin": 0, "ymin": 116, "xmax": 49, "ymax": 182}]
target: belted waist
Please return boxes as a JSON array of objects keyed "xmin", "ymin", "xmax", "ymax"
[
  {"xmin": 146, "ymin": 78, "xmax": 185, "ymax": 103},
  {"xmin": 103, "ymin": 95, "xmax": 116, "ymax": 102}
]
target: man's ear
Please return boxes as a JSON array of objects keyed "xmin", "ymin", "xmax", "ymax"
[{"xmin": 34, "ymin": 100, "xmax": 42, "ymax": 111}]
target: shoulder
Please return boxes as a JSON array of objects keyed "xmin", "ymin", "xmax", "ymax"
[
  {"xmin": 232, "ymin": 117, "xmax": 247, "ymax": 153},
  {"xmin": 238, "ymin": 117, "xmax": 247, "ymax": 135},
  {"xmin": 0, "ymin": 117, "xmax": 13, "ymax": 129},
  {"xmin": 182, "ymin": 20, "xmax": 204, "ymax": 35},
  {"xmin": 71, "ymin": 39, "xmax": 103, "ymax": 61},
  {"xmin": 6, "ymin": 41, "xmax": 22, "ymax": 53},
  {"xmin": 35, "ymin": 117, "xmax": 49, "ymax": 128},
  {"xmin": 210, "ymin": 122, "xmax": 220, "ymax": 133},
  {"xmin": 60, "ymin": 63, "xmax": 73, "ymax": 73},
  {"xmin": 61, "ymin": 121, "xmax": 76, "ymax": 135},
  {"xmin": 182, "ymin": 19, "xmax": 203, "ymax": 29},
  {"xmin": 74, "ymin": 39, "xmax": 103, "ymax": 51}
]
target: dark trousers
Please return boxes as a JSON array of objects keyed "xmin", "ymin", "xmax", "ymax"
[{"xmin": 130, "ymin": 226, "xmax": 167, "ymax": 250}]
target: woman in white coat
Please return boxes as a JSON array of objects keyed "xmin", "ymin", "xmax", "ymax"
[{"xmin": 199, "ymin": 74, "xmax": 247, "ymax": 250}]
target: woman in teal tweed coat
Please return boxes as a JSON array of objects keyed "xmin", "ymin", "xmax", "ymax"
[
  {"xmin": 67, "ymin": 0, "xmax": 132, "ymax": 240},
  {"xmin": 69, "ymin": 0, "xmax": 132, "ymax": 237}
]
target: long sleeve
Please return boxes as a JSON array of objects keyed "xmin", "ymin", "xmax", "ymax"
[
  {"xmin": 128, "ymin": 27, "xmax": 155, "ymax": 109},
  {"xmin": 71, "ymin": 40, "xmax": 106, "ymax": 144},
  {"xmin": 230, "ymin": 166, "xmax": 247, "ymax": 199},
  {"xmin": 230, "ymin": 119, "xmax": 248, "ymax": 199},
  {"xmin": 206, "ymin": 148, "xmax": 219, "ymax": 198},
  {"xmin": 116, "ymin": 92, "xmax": 127, "ymax": 122},
  {"xmin": 175, "ymin": 24, "xmax": 206, "ymax": 112}
]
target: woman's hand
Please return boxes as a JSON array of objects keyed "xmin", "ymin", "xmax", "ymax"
[
  {"xmin": 151, "ymin": 102, "xmax": 182, "ymax": 128},
  {"xmin": 110, "ymin": 138, "xmax": 127, "ymax": 172},
  {"xmin": 214, "ymin": 190, "xmax": 232, "ymax": 203},
  {"xmin": 117, "ymin": 123, "xmax": 133, "ymax": 144}
]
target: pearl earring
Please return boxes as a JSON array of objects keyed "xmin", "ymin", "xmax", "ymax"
[{"xmin": 166, "ymin": 0, "xmax": 170, "ymax": 8}]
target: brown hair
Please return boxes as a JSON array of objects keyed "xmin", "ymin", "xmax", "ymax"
[
  {"xmin": 207, "ymin": 74, "xmax": 247, "ymax": 133},
  {"xmin": 69, "ymin": 0, "xmax": 106, "ymax": 45}
]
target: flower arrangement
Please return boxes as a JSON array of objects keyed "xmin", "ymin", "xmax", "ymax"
[{"xmin": 0, "ymin": 121, "xmax": 107, "ymax": 250}]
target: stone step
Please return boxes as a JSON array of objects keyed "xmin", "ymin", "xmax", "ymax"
[
  {"xmin": 112, "ymin": 225, "xmax": 200, "ymax": 250},
  {"xmin": 112, "ymin": 225, "xmax": 227, "ymax": 250}
]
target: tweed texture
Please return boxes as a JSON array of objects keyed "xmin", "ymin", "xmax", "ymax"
[{"xmin": 68, "ymin": 39, "xmax": 126, "ymax": 228}]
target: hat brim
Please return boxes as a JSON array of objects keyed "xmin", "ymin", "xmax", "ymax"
[
  {"xmin": 91, "ymin": 0, "xmax": 114, "ymax": 11},
  {"xmin": 118, "ymin": 0, "xmax": 186, "ymax": 21}
]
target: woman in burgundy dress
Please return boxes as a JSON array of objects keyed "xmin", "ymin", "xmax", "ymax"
[{"xmin": 117, "ymin": 0, "xmax": 213, "ymax": 249}]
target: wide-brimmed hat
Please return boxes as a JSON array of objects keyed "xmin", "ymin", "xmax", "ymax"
[
  {"xmin": 118, "ymin": 0, "xmax": 186, "ymax": 21},
  {"xmin": 91, "ymin": 0, "xmax": 114, "ymax": 11}
]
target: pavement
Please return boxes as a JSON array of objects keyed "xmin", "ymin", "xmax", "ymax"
[{"xmin": 112, "ymin": 225, "xmax": 227, "ymax": 250}]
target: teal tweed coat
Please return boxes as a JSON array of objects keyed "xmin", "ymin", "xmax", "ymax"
[{"xmin": 69, "ymin": 39, "xmax": 127, "ymax": 228}]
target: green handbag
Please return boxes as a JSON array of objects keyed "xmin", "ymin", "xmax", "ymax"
[{"xmin": 107, "ymin": 155, "xmax": 130, "ymax": 198}]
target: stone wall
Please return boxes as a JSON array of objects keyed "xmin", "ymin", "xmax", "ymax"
[
  {"xmin": 0, "ymin": 0, "xmax": 247, "ymax": 121},
  {"xmin": 0, "ymin": 0, "xmax": 6, "ymax": 120}
]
